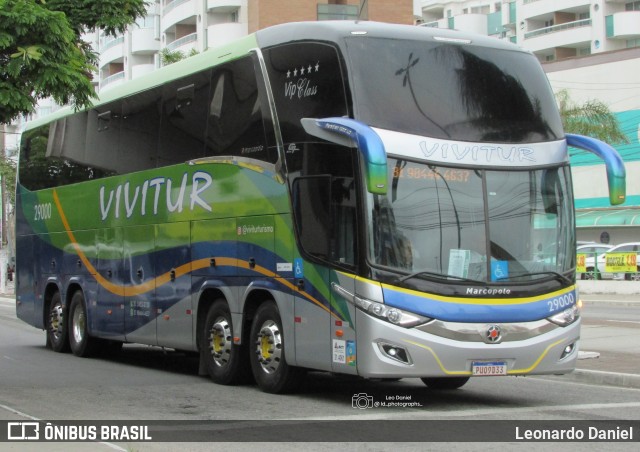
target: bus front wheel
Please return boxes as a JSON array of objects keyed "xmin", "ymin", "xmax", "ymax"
[
  {"xmin": 68, "ymin": 291, "xmax": 97, "ymax": 357},
  {"xmin": 202, "ymin": 300, "xmax": 250, "ymax": 385},
  {"xmin": 249, "ymin": 301, "xmax": 304, "ymax": 394},
  {"xmin": 421, "ymin": 377, "xmax": 470, "ymax": 390},
  {"xmin": 46, "ymin": 292, "xmax": 69, "ymax": 353}
]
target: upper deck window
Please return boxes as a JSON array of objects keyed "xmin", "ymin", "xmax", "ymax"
[
  {"xmin": 263, "ymin": 42, "xmax": 349, "ymax": 144},
  {"xmin": 345, "ymin": 37, "xmax": 563, "ymax": 143}
]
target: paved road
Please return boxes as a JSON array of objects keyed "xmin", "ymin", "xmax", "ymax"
[{"xmin": 1, "ymin": 293, "xmax": 639, "ymax": 451}]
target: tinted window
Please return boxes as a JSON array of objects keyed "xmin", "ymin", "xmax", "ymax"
[
  {"xmin": 346, "ymin": 38, "xmax": 563, "ymax": 143},
  {"xmin": 19, "ymin": 118, "xmax": 116, "ymax": 191},
  {"xmin": 290, "ymin": 143, "xmax": 358, "ymax": 267},
  {"xmin": 263, "ymin": 42, "xmax": 349, "ymax": 144},
  {"xmin": 206, "ymin": 57, "xmax": 275, "ymax": 163},
  {"xmin": 158, "ymin": 69, "xmax": 211, "ymax": 166},
  {"xmin": 121, "ymin": 87, "xmax": 162, "ymax": 171}
]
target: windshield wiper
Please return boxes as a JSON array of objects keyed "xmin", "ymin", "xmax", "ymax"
[
  {"xmin": 497, "ymin": 270, "xmax": 573, "ymax": 285},
  {"xmin": 398, "ymin": 270, "xmax": 479, "ymax": 284}
]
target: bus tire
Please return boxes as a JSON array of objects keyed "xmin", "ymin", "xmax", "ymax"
[
  {"xmin": 421, "ymin": 377, "xmax": 470, "ymax": 390},
  {"xmin": 249, "ymin": 301, "xmax": 304, "ymax": 394},
  {"xmin": 68, "ymin": 290, "xmax": 97, "ymax": 357},
  {"xmin": 46, "ymin": 292, "xmax": 69, "ymax": 353},
  {"xmin": 202, "ymin": 300, "xmax": 250, "ymax": 385}
]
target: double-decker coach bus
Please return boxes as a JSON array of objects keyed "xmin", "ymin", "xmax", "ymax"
[{"xmin": 15, "ymin": 21, "xmax": 626, "ymax": 393}]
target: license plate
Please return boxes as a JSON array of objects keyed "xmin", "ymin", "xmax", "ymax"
[{"xmin": 472, "ymin": 361, "xmax": 507, "ymax": 376}]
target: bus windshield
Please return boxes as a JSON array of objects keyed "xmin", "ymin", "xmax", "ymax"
[
  {"xmin": 345, "ymin": 37, "xmax": 564, "ymax": 143},
  {"xmin": 368, "ymin": 159, "xmax": 575, "ymax": 284}
]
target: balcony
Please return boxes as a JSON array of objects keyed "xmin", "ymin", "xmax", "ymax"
[
  {"xmin": 524, "ymin": 18, "xmax": 591, "ymax": 53},
  {"xmin": 131, "ymin": 27, "xmax": 161, "ymax": 54},
  {"xmin": 166, "ymin": 32, "xmax": 198, "ymax": 52},
  {"xmin": 606, "ymin": 11, "xmax": 640, "ymax": 40},
  {"xmin": 525, "ymin": 18, "xmax": 591, "ymax": 39},
  {"xmin": 100, "ymin": 71, "xmax": 125, "ymax": 91},
  {"xmin": 207, "ymin": 0, "xmax": 242, "ymax": 13},
  {"xmin": 99, "ymin": 37, "xmax": 124, "ymax": 67},
  {"xmin": 207, "ymin": 22, "xmax": 247, "ymax": 49},
  {"xmin": 522, "ymin": 0, "xmax": 589, "ymax": 19},
  {"xmin": 162, "ymin": 0, "xmax": 198, "ymax": 32}
]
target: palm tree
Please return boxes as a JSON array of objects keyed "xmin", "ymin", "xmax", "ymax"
[{"xmin": 557, "ymin": 89, "xmax": 629, "ymax": 145}]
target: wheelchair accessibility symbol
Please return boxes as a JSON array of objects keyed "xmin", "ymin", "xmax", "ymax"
[{"xmin": 294, "ymin": 258, "xmax": 304, "ymax": 279}]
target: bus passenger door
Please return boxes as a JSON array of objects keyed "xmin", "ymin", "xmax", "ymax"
[
  {"xmin": 123, "ymin": 225, "xmax": 156, "ymax": 344},
  {"xmin": 291, "ymin": 177, "xmax": 333, "ymax": 370},
  {"xmin": 330, "ymin": 273, "xmax": 357, "ymax": 375},
  {"xmin": 155, "ymin": 222, "xmax": 192, "ymax": 350},
  {"xmin": 293, "ymin": 261, "xmax": 331, "ymax": 370},
  {"xmin": 94, "ymin": 228, "xmax": 124, "ymax": 339}
]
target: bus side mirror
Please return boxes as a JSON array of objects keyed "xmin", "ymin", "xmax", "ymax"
[
  {"xmin": 301, "ymin": 117, "xmax": 387, "ymax": 195},
  {"xmin": 292, "ymin": 176, "xmax": 332, "ymax": 259},
  {"xmin": 566, "ymin": 134, "xmax": 626, "ymax": 206}
]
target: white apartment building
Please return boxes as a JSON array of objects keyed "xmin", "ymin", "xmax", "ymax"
[
  {"xmin": 85, "ymin": 0, "xmax": 248, "ymax": 92},
  {"xmin": 419, "ymin": 0, "xmax": 640, "ymax": 62}
]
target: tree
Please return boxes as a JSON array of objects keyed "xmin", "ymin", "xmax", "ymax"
[
  {"xmin": 0, "ymin": 0, "xmax": 147, "ymax": 125},
  {"xmin": 557, "ymin": 89, "xmax": 629, "ymax": 145},
  {"xmin": 160, "ymin": 47, "xmax": 199, "ymax": 66}
]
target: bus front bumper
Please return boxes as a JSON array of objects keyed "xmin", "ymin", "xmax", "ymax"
[{"xmin": 355, "ymin": 310, "xmax": 581, "ymax": 379}]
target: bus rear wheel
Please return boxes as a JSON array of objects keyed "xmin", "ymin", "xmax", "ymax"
[
  {"xmin": 202, "ymin": 300, "xmax": 250, "ymax": 385},
  {"xmin": 421, "ymin": 377, "xmax": 470, "ymax": 390},
  {"xmin": 249, "ymin": 301, "xmax": 304, "ymax": 394},
  {"xmin": 46, "ymin": 292, "xmax": 69, "ymax": 353},
  {"xmin": 68, "ymin": 291, "xmax": 97, "ymax": 357}
]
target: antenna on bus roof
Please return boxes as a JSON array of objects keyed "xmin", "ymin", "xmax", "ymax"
[{"xmin": 357, "ymin": 0, "xmax": 368, "ymax": 21}]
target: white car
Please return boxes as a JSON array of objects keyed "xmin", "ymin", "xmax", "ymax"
[
  {"xmin": 578, "ymin": 243, "xmax": 613, "ymax": 280},
  {"xmin": 581, "ymin": 242, "xmax": 640, "ymax": 280}
]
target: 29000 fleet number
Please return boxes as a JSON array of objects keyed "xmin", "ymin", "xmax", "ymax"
[
  {"xmin": 34, "ymin": 203, "xmax": 52, "ymax": 221},
  {"xmin": 547, "ymin": 293, "xmax": 575, "ymax": 312}
]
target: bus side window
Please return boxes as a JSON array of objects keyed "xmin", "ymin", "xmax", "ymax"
[
  {"xmin": 158, "ymin": 69, "xmax": 211, "ymax": 166},
  {"xmin": 331, "ymin": 176, "xmax": 357, "ymax": 266},
  {"xmin": 121, "ymin": 86, "xmax": 162, "ymax": 172},
  {"xmin": 205, "ymin": 57, "xmax": 272, "ymax": 162},
  {"xmin": 85, "ymin": 101, "xmax": 123, "ymax": 174},
  {"xmin": 19, "ymin": 124, "xmax": 54, "ymax": 190}
]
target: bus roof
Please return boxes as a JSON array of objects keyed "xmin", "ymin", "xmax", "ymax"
[
  {"xmin": 23, "ymin": 33, "xmax": 259, "ymax": 131},
  {"xmin": 24, "ymin": 21, "xmax": 525, "ymax": 132},
  {"xmin": 255, "ymin": 20, "xmax": 522, "ymax": 53}
]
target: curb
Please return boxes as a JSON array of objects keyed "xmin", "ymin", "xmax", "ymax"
[
  {"xmin": 544, "ymin": 369, "xmax": 640, "ymax": 390},
  {"xmin": 582, "ymin": 299, "xmax": 640, "ymax": 308}
]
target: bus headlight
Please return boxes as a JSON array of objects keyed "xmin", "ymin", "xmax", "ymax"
[
  {"xmin": 547, "ymin": 303, "xmax": 580, "ymax": 326},
  {"xmin": 354, "ymin": 296, "xmax": 430, "ymax": 328}
]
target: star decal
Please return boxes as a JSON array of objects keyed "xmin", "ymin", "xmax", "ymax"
[{"xmin": 287, "ymin": 62, "xmax": 321, "ymax": 78}]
